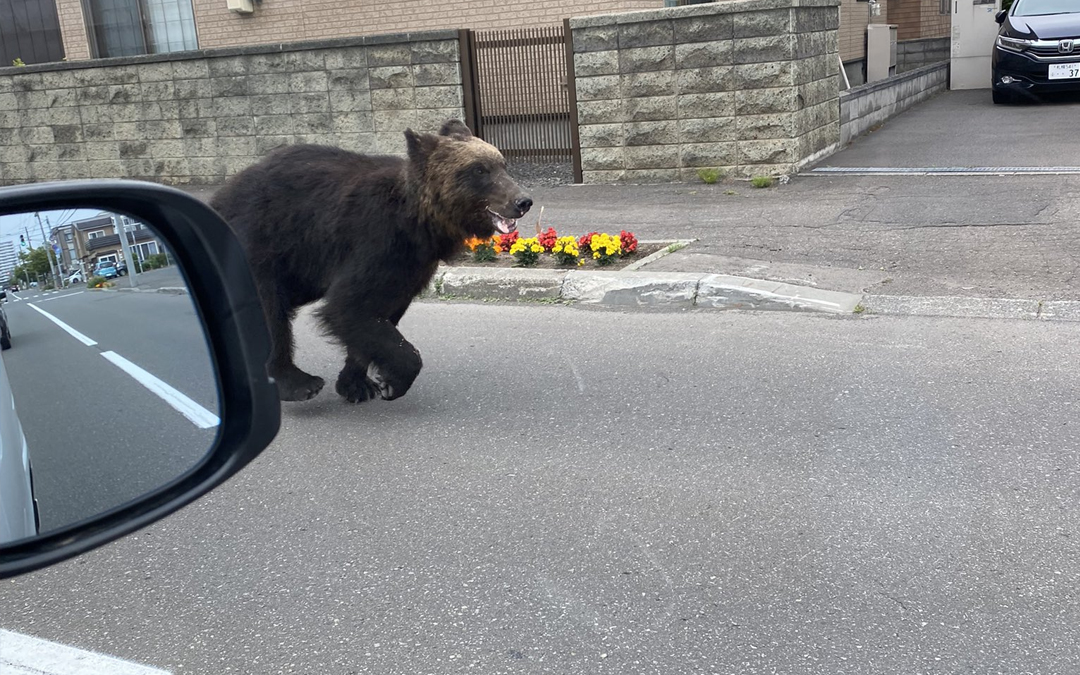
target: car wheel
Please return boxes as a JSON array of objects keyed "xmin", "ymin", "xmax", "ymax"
[
  {"xmin": 992, "ymin": 88, "xmax": 1014, "ymax": 105},
  {"xmin": 2, "ymin": 329, "xmax": 12, "ymax": 350}
]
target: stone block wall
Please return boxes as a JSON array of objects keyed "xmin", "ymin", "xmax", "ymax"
[
  {"xmin": 896, "ymin": 37, "xmax": 949, "ymax": 74},
  {"xmin": 570, "ymin": 0, "xmax": 842, "ymax": 183},
  {"xmin": 0, "ymin": 31, "xmax": 463, "ymax": 186},
  {"xmin": 840, "ymin": 61, "xmax": 947, "ymax": 145}
]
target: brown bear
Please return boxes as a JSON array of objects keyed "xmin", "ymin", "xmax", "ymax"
[{"xmin": 210, "ymin": 120, "xmax": 532, "ymax": 402}]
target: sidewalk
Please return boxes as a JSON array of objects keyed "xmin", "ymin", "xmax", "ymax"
[{"xmin": 186, "ymin": 169, "xmax": 1080, "ymax": 315}]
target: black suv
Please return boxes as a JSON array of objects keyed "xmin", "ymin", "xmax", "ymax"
[{"xmin": 992, "ymin": 0, "xmax": 1080, "ymax": 103}]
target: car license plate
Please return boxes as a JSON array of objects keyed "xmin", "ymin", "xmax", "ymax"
[{"xmin": 1049, "ymin": 63, "xmax": 1080, "ymax": 80}]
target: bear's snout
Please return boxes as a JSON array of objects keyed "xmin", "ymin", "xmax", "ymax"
[{"xmin": 513, "ymin": 197, "xmax": 533, "ymax": 218}]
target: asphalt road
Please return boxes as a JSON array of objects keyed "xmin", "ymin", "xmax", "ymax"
[
  {"xmin": 2, "ymin": 303, "xmax": 1079, "ymax": 674},
  {"xmin": 818, "ymin": 89, "xmax": 1080, "ymax": 169},
  {"xmin": 1, "ymin": 289, "xmax": 219, "ymax": 534}
]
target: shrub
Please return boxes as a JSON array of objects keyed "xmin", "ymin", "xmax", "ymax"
[
  {"xmin": 697, "ymin": 168, "xmax": 722, "ymax": 184},
  {"xmin": 142, "ymin": 253, "xmax": 169, "ymax": 270},
  {"xmin": 508, "ymin": 237, "xmax": 543, "ymax": 267},
  {"xmin": 465, "ymin": 236, "xmax": 497, "ymax": 262},
  {"xmin": 551, "ymin": 236, "xmax": 581, "ymax": 266},
  {"xmin": 751, "ymin": 176, "xmax": 774, "ymax": 189},
  {"xmin": 589, "ymin": 233, "xmax": 622, "ymax": 266},
  {"xmin": 87, "ymin": 275, "xmax": 107, "ymax": 289}
]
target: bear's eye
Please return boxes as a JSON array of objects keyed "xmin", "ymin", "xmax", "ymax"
[{"xmin": 474, "ymin": 165, "xmax": 488, "ymax": 176}]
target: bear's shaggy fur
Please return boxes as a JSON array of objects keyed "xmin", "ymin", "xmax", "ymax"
[{"xmin": 210, "ymin": 120, "xmax": 532, "ymax": 402}]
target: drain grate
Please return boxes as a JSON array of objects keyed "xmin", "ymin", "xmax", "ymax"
[{"xmin": 810, "ymin": 166, "xmax": 1080, "ymax": 175}]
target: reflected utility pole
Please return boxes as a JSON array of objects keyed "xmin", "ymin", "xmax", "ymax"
[
  {"xmin": 34, "ymin": 212, "xmax": 59, "ymax": 289},
  {"xmin": 114, "ymin": 215, "xmax": 138, "ymax": 289}
]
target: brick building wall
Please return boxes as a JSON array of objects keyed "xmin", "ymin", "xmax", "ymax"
[
  {"xmin": 888, "ymin": 0, "xmax": 950, "ymax": 41},
  {"xmin": 839, "ymin": 0, "xmax": 890, "ymax": 63}
]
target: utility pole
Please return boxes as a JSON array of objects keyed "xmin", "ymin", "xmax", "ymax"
[
  {"xmin": 34, "ymin": 213, "xmax": 60, "ymax": 289},
  {"xmin": 114, "ymin": 215, "xmax": 138, "ymax": 289}
]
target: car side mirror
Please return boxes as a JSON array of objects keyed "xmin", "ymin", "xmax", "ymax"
[
  {"xmin": 0, "ymin": 180, "xmax": 280, "ymax": 579},
  {"xmin": 0, "ymin": 291, "xmax": 6, "ymax": 300},
  {"xmin": 995, "ymin": 9, "xmax": 1007, "ymax": 24}
]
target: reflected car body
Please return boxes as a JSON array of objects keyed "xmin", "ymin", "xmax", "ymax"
[
  {"xmin": 0, "ymin": 350, "xmax": 38, "ymax": 544},
  {"xmin": 0, "ymin": 296, "xmax": 10, "ymax": 351},
  {"xmin": 95, "ymin": 263, "xmax": 119, "ymax": 279},
  {"xmin": 992, "ymin": 0, "xmax": 1080, "ymax": 102}
]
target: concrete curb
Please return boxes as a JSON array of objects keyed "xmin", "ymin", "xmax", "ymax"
[
  {"xmin": 90, "ymin": 286, "xmax": 190, "ymax": 296},
  {"xmin": 426, "ymin": 267, "xmax": 865, "ymax": 314},
  {"xmin": 864, "ymin": 295, "xmax": 1080, "ymax": 322}
]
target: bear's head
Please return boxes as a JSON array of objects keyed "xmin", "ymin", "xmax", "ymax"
[{"xmin": 405, "ymin": 120, "xmax": 533, "ymax": 241}]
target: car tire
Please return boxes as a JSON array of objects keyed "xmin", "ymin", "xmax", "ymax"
[
  {"xmin": 2, "ymin": 329, "xmax": 11, "ymax": 350},
  {"xmin": 992, "ymin": 88, "xmax": 1013, "ymax": 105}
]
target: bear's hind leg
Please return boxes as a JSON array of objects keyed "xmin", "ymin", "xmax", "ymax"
[{"xmin": 260, "ymin": 284, "xmax": 325, "ymax": 401}]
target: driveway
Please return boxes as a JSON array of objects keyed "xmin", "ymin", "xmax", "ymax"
[{"xmin": 814, "ymin": 89, "xmax": 1080, "ymax": 170}]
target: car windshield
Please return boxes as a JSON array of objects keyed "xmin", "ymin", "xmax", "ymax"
[{"xmin": 1012, "ymin": 0, "xmax": 1079, "ymax": 16}]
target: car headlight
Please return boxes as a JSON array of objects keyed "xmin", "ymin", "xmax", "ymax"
[{"xmin": 996, "ymin": 35, "xmax": 1034, "ymax": 52}]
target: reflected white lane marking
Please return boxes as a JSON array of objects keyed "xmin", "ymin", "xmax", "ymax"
[
  {"xmin": 26, "ymin": 303, "xmax": 97, "ymax": 346},
  {"xmin": 101, "ymin": 351, "xmax": 220, "ymax": 429},
  {"xmin": 0, "ymin": 629, "xmax": 171, "ymax": 674},
  {"xmin": 37, "ymin": 291, "xmax": 85, "ymax": 303}
]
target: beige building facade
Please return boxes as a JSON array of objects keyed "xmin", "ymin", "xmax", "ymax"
[{"xmin": 49, "ymin": 0, "xmax": 946, "ymax": 66}]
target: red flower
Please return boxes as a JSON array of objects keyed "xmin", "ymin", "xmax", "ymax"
[
  {"xmin": 620, "ymin": 230, "xmax": 638, "ymax": 255},
  {"xmin": 537, "ymin": 227, "xmax": 558, "ymax": 252},
  {"xmin": 494, "ymin": 230, "xmax": 519, "ymax": 253},
  {"xmin": 578, "ymin": 232, "xmax": 598, "ymax": 249}
]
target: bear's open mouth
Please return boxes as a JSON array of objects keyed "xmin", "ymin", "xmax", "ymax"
[{"xmin": 487, "ymin": 209, "xmax": 518, "ymax": 234}]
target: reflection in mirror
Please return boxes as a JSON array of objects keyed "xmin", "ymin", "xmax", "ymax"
[{"xmin": 0, "ymin": 209, "xmax": 219, "ymax": 545}]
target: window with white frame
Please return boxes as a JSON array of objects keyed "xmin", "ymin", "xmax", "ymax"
[{"xmin": 85, "ymin": 0, "xmax": 198, "ymax": 59}]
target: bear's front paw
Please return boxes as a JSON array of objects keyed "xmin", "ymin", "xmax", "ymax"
[
  {"xmin": 335, "ymin": 366, "xmax": 381, "ymax": 404},
  {"xmin": 274, "ymin": 368, "xmax": 325, "ymax": 401}
]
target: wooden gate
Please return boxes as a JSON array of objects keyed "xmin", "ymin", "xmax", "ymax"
[
  {"xmin": 459, "ymin": 20, "xmax": 582, "ymax": 182},
  {"xmin": 0, "ymin": 0, "xmax": 65, "ymax": 66}
]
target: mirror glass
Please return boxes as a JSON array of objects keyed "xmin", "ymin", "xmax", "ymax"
[{"xmin": 0, "ymin": 208, "xmax": 219, "ymax": 545}]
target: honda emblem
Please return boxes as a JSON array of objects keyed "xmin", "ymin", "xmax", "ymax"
[{"xmin": 1060, "ymin": 39, "xmax": 1075, "ymax": 53}]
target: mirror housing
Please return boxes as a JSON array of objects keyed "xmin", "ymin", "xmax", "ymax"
[
  {"xmin": 0, "ymin": 180, "xmax": 280, "ymax": 579},
  {"xmin": 995, "ymin": 9, "xmax": 1008, "ymax": 24}
]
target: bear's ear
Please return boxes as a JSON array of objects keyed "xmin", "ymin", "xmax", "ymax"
[
  {"xmin": 404, "ymin": 128, "xmax": 440, "ymax": 172},
  {"xmin": 439, "ymin": 119, "xmax": 474, "ymax": 140}
]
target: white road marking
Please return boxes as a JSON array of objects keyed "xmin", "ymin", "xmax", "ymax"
[
  {"xmin": 101, "ymin": 351, "xmax": 220, "ymax": 429},
  {"xmin": 0, "ymin": 629, "xmax": 171, "ymax": 674},
  {"xmin": 37, "ymin": 291, "xmax": 85, "ymax": 303},
  {"xmin": 26, "ymin": 303, "xmax": 97, "ymax": 346}
]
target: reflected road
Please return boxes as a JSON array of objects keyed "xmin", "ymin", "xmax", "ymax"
[{"xmin": 0, "ymin": 288, "xmax": 219, "ymax": 533}]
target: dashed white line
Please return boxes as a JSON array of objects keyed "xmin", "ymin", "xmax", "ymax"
[
  {"xmin": 0, "ymin": 629, "xmax": 171, "ymax": 675},
  {"xmin": 36, "ymin": 291, "xmax": 85, "ymax": 303},
  {"xmin": 26, "ymin": 303, "xmax": 98, "ymax": 346},
  {"xmin": 101, "ymin": 351, "xmax": 220, "ymax": 429}
]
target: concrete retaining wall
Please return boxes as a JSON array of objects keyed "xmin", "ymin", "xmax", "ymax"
[
  {"xmin": 896, "ymin": 37, "xmax": 948, "ymax": 74},
  {"xmin": 0, "ymin": 31, "xmax": 463, "ymax": 185},
  {"xmin": 569, "ymin": 0, "xmax": 842, "ymax": 183},
  {"xmin": 839, "ymin": 61, "xmax": 947, "ymax": 145}
]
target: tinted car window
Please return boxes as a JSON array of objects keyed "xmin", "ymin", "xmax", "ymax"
[{"xmin": 1012, "ymin": 0, "xmax": 1079, "ymax": 16}]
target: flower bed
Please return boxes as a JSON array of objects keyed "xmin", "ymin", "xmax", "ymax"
[{"xmin": 453, "ymin": 228, "xmax": 662, "ymax": 270}]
